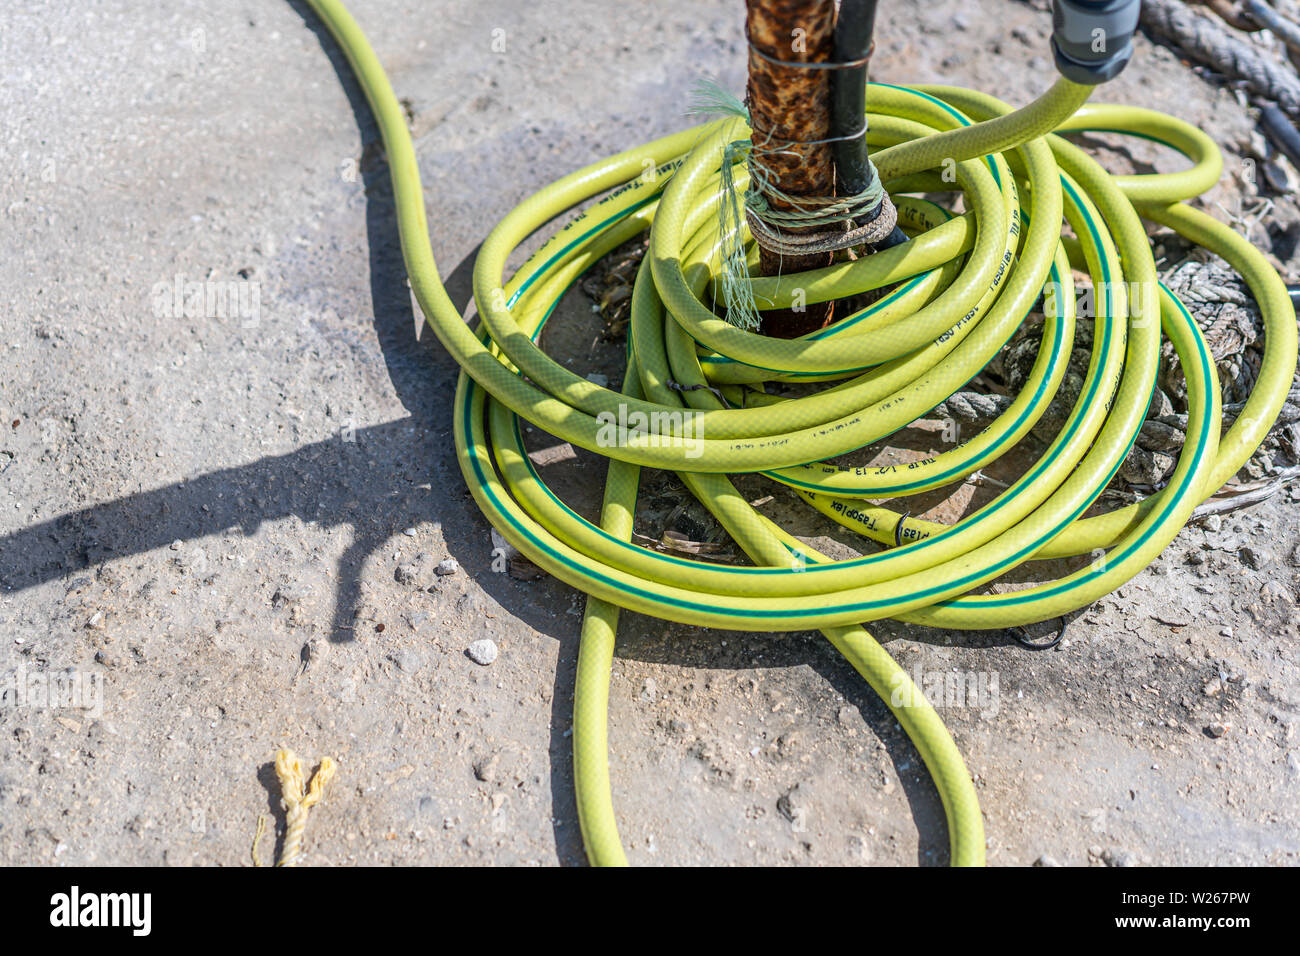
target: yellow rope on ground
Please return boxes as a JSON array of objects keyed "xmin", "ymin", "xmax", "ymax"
[{"xmin": 252, "ymin": 749, "xmax": 338, "ymax": 867}]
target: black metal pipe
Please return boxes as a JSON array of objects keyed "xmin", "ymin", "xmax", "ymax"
[
  {"xmin": 829, "ymin": 0, "xmax": 907, "ymax": 247},
  {"xmin": 830, "ymin": 0, "xmax": 877, "ymax": 197}
]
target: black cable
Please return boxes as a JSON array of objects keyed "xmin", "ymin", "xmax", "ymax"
[
  {"xmin": 1260, "ymin": 104, "xmax": 1300, "ymax": 172},
  {"xmin": 1013, "ymin": 617, "xmax": 1068, "ymax": 651},
  {"xmin": 1286, "ymin": 283, "xmax": 1300, "ymax": 312}
]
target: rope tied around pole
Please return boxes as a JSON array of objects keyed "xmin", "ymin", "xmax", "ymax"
[
  {"xmin": 252, "ymin": 749, "xmax": 338, "ymax": 867},
  {"xmin": 689, "ymin": 80, "xmax": 896, "ymax": 330}
]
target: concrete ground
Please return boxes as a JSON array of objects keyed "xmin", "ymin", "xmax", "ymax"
[{"xmin": 1, "ymin": 0, "xmax": 1297, "ymax": 866}]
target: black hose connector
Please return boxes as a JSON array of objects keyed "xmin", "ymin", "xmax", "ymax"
[{"xmin": 1051, "ymin": 0, "xmax": 1141, "ymax": 85}]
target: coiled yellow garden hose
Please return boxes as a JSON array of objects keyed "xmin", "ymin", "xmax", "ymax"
[{"xmin": 306, "ymin": 0, "xmax": 1297, "ymax": 867}]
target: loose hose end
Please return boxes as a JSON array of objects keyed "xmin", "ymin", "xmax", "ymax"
[{"xmin": 1051, "ymin": 0, "xmax": 1140, "ymax": 85}]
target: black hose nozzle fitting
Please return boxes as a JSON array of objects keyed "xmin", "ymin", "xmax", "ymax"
[{"xmin": 1051, "ymin": 0, "xmax": 1140, "ymax": 85}]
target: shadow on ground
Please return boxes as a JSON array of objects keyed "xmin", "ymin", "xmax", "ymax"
[{"xmin": 0, "ymin": 0, "xmax": 1054, "ymax": 865}]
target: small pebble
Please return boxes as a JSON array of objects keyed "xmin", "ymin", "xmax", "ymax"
[
  {"xmin": 1206, "ymin": 721, "xmax": 1231, "ymax": 738},
  {"xmin": 467, "ymin": 638, "xmax": 498, "ymax": 666},
  {"xmin": 1261, "ymin": 579, "xmax": 1290, "ymax": 604},
  {"xmin": 436, "ymin": 558, "xmax": 459, "ymax": 576},
  {"xmin": 1238, "ymin": 545, "xmax": 1271, "ymax": 569},
  {"xmin": 1033, "ymin": 854, "xmax": 1061, "ymax": 867},
  {"xmin": 1103, "ymin": 848, "xmax": 1139, "ymax": 867},
  {"xmin": 391, "ymin": 648, "xmax": 421, "ymax": 673}
]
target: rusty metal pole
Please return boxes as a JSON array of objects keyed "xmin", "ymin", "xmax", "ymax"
[{"xmin": 745, "ymin": 0, "xmax": 837, "ymax": 338}]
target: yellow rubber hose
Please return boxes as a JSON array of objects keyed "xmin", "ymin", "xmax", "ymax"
[{"xmin": 305, "ymin": 0, "xmax": 1298, "ymax": 867}]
